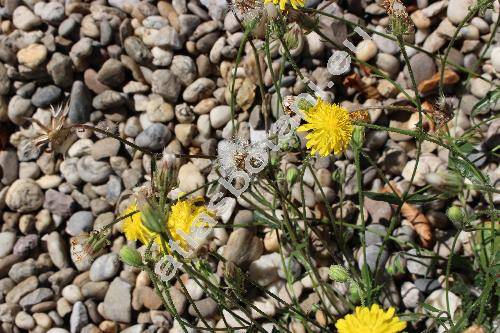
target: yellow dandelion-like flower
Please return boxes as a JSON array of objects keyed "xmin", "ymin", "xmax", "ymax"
[
  {"xmin": 297, "ymin": 98, "xmax": 353, "ymax": 157},
  {"xmin": 167, "ymin": 198, "xmax": 215, "ymax": 250},
  {"xmin": 335, "ymin": 304, "xmax": 407, "ymax": 333},
  {"xmin": 264, "ymin": 0, "xmax": 304, "ymax": 11},
  {"xmin": 122, "ymin": 204, "xmax": 158, "ymax": 246}
]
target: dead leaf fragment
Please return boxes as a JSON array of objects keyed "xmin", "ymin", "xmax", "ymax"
[
  {"xmin": 418, "ymin": 69, "xmax": 460, "ymax": 94},
  {"xmin": 382, "ymin": 181, "xmax": 434, "ymax": 248}
]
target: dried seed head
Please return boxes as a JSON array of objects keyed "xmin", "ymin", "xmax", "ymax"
[
  {"xmin": 217, "ymin": 137, "xmax": 251, "ymax": 175},
  {"xmin": 432, "ymin": 95, "xmax": 454, "ymax": 129},
  {"xmin": 383, "ymin": 0, "xmax": 414, "ymax": 36},
  {"xmin": 29, "ymin": 104, "xmax": 73, "ymax": 154},
  {"xmin": 71, "ymin": 230, "xmax": 110, "ymax": 263},
  {"xmin": 230, "ymin": 0, "xmax": 264, "ymax": 24},
  {"xmin": 349, "ymin": 110, "xmax": 370, "ymax": 122}
]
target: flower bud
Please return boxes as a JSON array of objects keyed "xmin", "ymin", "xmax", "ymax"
[
  {"xmin": 348, "ymin": 282, "xmax": 361, "ymax": 304},
  {"xmin": 447, "ymin": 206, "xmax": 465, "ymax": 227},
  {"xmin": 120, "ymin": 246, "xmax": 143, "ymax": 267},
  {"xmin": 286, "ymin": 167, "xmax": 299, "ymax": 184},
  {"xmin": 329, "ymin": 265, "xmax": 350, "ymax": 283},
  {"xmin": 352, "ymin": 126, "xmax": 364, "ymax": 148}
]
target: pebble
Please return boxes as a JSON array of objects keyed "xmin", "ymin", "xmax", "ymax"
[
  {"xmin": 43, "ymin": 189, "xmax": 76, "ymax": 218},
  {"xmin": 97, "ymin": 59, "xmax": 126, "ymax": 88},
  {"xmin": 401, "ymin": 282, "xmax": 423, "ymax": 309},
  {"xmin": 6, "ymin": 276, "xmax": 38, "ymax": 304},
  {"xmin": 405, "ymin": 52, "xmax": 436, "ymax": 84},
  {"xmin": 248, "ymin": 253, "xmax": 281, "ymax": 286},
  {"xmin": 209, "ymin": 105, "xmax": 231, "ymax": 129},
  {"xmin": 12, "ymin": 6, "xmax": 42, "ymax": 31},
  {"xmin": 77, "ymin": 156, "xmax": 112, "ymax": 184},
  {"xmin": 91, "ymin": 138, "xmax": 120, "ymax": 160},
  {"xmin": 355, "ymin": 40, "xmax": 378, "ymax": 62},
  {"xmin": 447, "ymin": 0, "xmax": 476, "ymax": 24},
  {"xmin": 0, "ymin": 233, "xmax": 16, "ymax": 258},
  {"xmin": 15, "ymin": 311, "xmax": 35, "ymax": 330},
  {"xmin": 404, "ymin": 249, "xmax": 434, "ymax": 276},
  {"xmin": 183, "ymin": 78, "xmax": 215, "ymax": 103},
  {"xmin": 68, "ymin": 81, "xmax": 92, "ymax": 123},
  {"xmin": 89, "ymin": 253, "xmax": 120, "ymax": 282},
  {"xmin": 46, "ymin": 232, "xmax": 69, "ymax": 269},
  {"xmin": 188, "ymin": 298, "xmax": 218, "ymax": 318},
  {"xmin": 124, "ymin": 37, "xmax": 152, "ymax": 65},
  {"xmin": 135, "ymin": 123, "xmax": 171, "ymax": 151},
  {"xmin": 491, "ymin": 47, "xmax": 500, "ymax": 73},
  {"xmin": 151, "ymin": 69, "xmax": 181, "ymax": 103},
  {"xmin": 66, "ymin": 211, "xmax": 94, "ymax": 237},
  {"xmin": 170, "ymin": 55, "xmax": 198, "ymax": 86},
  {"xmin": 6, "ymin": 179, "xmax": 44, "ymax": 213},
  {"xmin": 102, "ymin": 278, "xmax": 132, "ymax": 323},
  {"xmin": 69, "ymin": 302, "xmax": 88, "ymax": 333},
  {"xmin": 372, "ymin": 27, "xmax": 399, "ymax": 54},
  {"xmin": 13, "ymin": 235, "xmax": 38, "ymax": 256},
  {"xmin": 20, "ymin": 288, "xmax": 54, "ymax": 308},
  {"xmin": 178, "ymin": 162, "xmax": 205, "ymax": 197},
  {"xmin": 17, "ymin": 44, "xmax": 47, "ymax": 69},
  {"xmin": 8, "ymin": 95, "xmax": 34, "ymax": 125}
]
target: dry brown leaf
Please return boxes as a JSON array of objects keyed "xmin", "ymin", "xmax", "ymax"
[
  {"xmin": 343, "ymin": 73, "xmax": 381, "ymax": 100},
  {"xmin": 418, "ymin": 69, "xmax": 460, "ymax": 94},
  {"xmin": 382, "ymin": 181, "xmax": 434, "ymax": 248}
]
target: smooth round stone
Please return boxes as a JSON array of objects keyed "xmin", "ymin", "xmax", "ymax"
[
  {"xmin": 91, "ymin": 138, "xmax": 120, "ymax": 160},
  {"xmin": 76, "ymin": 156, "xmax": 112, "ymax": 184},
  {"xmin": 405, "ymin": 52, "xmax": 436, "ymax": 84},
  {"xmin": 8, "ymin": 95, "xmax": 34, "ymax": 126},
  {"xmin": 151, "ymin": 69, "xmax": 181, "ymax": 103},
  {"xmin": 6, "ymin": 179, "xmax": 44, "ymax": 213},
  {"xmin": 0, "ymin": 232, "xmax": 16, "ymax": 257},
  {"xmin": 209, "ymin": 105, "xmax": 231, "ymax": 129},
  {"xmin": 491, "ymin": 46, "xmax": 500, "ymax": 73},
  {"xmin": 17, "ymin": 44, "xmax": 47, "ymax": 69},
  {"xmin": 447, "ymin": 0, "xmax": 477, "ymax": 24},
  {"xmin": 89, "ymin": 253, "xmax": 120, "ymax": 282},
  {"xmin": 355, "ymin": 40, "xmax": 378, "ymax": 62},
  {"xmin": 66, "ymin": 211, "xmax": 94, "ymax": 237},
  {"xmin": 183, "ymin": 78, "xmax": 215, "ymax": 103},
  {"xmin": 135, "ymin": 123, "xmax": 171, "ymax": 151}
]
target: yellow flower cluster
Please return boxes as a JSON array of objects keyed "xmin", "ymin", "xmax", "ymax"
[
  {"xmin": 297, "ymin": 98, "xmax": 353, "ymax": 157},
  {"xmin": 122, "ymin": 198, "xmax": 213, "ymax": 250},
  {"xmin": 336, "ymin": 304, "xmax": 407, "ymax": 333},
  {"xmin": 264, "ymin": 0, "xmax": 304, "ymax": 11}
]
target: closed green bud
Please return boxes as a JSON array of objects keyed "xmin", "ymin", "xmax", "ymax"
[
  {"xmin": 352, "ymin": 125, "xmax": 364, "ymax": 148},
  {"xmin": 141, "ymin": 204, "xmax": 165, "ymax": 234},
  {"xmin": 447, "ymin": 206, "xmax": 465, "ymax": 227},
  {"xmin": 270, "ymin": 156, "xmax": 279, "ymax": 167},
  {"xmin": 349, "ymin": 282, "xmax": 361, "ymax": 304},
  {"xmin": 286, "ymin": 167, "xmax": 299, "ymax": 184},
  {"xmin": 120, "ymin": 245, "xmax": 143, "ymax": 267},
  {"xmin": 297, "ymin": 98, "xmax": 314, "ymax": 112},
  {"xmin": 329, "ymin": 265, "xmax": 350, "ymax": 283}
]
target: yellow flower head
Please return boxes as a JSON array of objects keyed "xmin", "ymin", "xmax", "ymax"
[
  {"xmin": 167, "ymin": 198, "xmax": 214, "ymax": 250},
  {"xmin": 297, "ymin": 98, "xmax": 353, "ymax": 157},
  {"xmin": 336, "ymin": 304, "xmax": 407, "ymax": 333},
  {"xmin": 122, "ymin": 199, "xmax": 215, "ymax": 251},
  {"xmin": 264, "ymin": 0, "xmax": 304, "ymax": 11},
  {"xmin": 122, "ymin": 204, "xmax": 158, "ymax": 246}
]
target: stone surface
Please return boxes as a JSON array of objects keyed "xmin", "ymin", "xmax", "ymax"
[
  {"xmin": 102, "ymin": 278, "xmax": 132, "ymax": 323},
  {"xmin": 6, "ymin": 179, "xmax": 44, "ymax": 213}
]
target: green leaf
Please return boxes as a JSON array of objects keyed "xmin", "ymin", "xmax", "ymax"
[
  {"xmin": 406, "ymin": 193, "xmax": 439, "ymax": 204},
  {"xmin": 364, "ymin": 191, "xmax": 401, "ymax": 205},
  {"xmin": 422, "ymin": 303, "xmax": 441, "ymax": 313},
  {"xmin": 472, "ymin": 87, "xmax": 500, "ymax": 117},
  {"xmin": 448, "ymin": 155, "xmax": 487, "ymax": 185}
]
